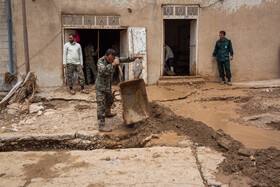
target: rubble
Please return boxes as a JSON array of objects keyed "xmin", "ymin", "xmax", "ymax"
[
  {"xmin": 29, "ymin": 102, "xmax": 44, "ymax": 114},
  {"xmin": 238, "ymin": 148, "xmax": 256, "ymax": 157},
  {"xmin": 0, "ymin": 72, "xmax": 38, "ymax": 109}
]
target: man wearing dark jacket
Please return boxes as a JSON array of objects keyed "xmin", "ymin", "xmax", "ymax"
[{"xmin": 212, "ymin": 31, "xmax": 234, "ymax": 86}]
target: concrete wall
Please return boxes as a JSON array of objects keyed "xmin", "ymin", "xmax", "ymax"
[{"xmin": 10, "ymin": 0, "xmax": 280, "ymax": 86}]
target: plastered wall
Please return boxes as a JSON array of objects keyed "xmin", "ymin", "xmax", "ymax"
[{"xmin": 10, "ymin": 0, "xmax": 280, "ymax": 86}]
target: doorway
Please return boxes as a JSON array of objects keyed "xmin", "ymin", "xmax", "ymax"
[
  {"xmin": 64, "ymin": 29, "xmax": 122, "ymax": 85},
  {"xmin": 63, "ymin": 27, "xmax": 147, "ymax": 84},
  {"xmin": 78, "ymin": 29, "xmax": 122, "ymax": 85},
  {"xmin": 164, "ymin": 19, "xmax": 197, "ymax": 76}
]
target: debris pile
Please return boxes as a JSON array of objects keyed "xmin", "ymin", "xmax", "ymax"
[
  {"xmin": 0, "ymin": 72, "xmax": 38, "ymax": 111},
  {"xmin": 4, "ymin": 72, "xmax": 17, "ymax": 85}
]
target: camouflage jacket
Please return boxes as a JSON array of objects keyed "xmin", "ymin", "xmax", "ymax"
[
  {"xmin": 95, "ymin": 56, "xmax": 134, "ymax": 92},
  {"xmin": 84, "ymin": 46, "xmax": 97, "ymax": 62}
]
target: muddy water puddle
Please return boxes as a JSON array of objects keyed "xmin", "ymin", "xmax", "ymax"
[
  {"xmin": 165, "ymin": 99, "xmax": 280, "ymax": 149},
  {"xmin": 147, "ymin": 84, "xmax": 280, "ymax": 149}
]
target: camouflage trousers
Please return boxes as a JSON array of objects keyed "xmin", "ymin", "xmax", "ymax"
[
  {"xmin": 96, "ymin": 90, "xmax": 114, "ymax": 121},
  {"xmin": 85, "ymin": 61, "xmax": 97, "ymax": 84},
  {"xmin": 66, "ymin": 64, "xmax": 85, "ymax": 88}
]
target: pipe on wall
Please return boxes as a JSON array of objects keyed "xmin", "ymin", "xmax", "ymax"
[{"xmin": 5, "ymin": 0, "xmax": 14, "ymax": 74}]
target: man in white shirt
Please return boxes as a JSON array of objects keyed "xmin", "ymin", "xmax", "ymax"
[
  {"xmin": 164, "ymin": 44, "xmax": 175, "ymax": 72},
  {"xmin": 63, "ymin": 34, "xmax": 88, "ymax": 94}
]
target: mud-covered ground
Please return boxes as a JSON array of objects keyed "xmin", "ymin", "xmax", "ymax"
[
  {"xmin": 1, "ymin": 83, "xmax": 280, "ymax": 186},
  {"xmin": 1, "ymin": 101, "xmax": 279, "ymax": 186},
  {"xmin": 116, "ymin": 102, "xmax": 280, "ymax": 187},
  {"xmin": 235, "ymin": 88, "xmax": 280, "ymax": 130}
]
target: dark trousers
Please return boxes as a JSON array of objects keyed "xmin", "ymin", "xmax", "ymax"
[
  {"xmin": 166, "ymin": 58, "xmax": 174, "ymax": 68},
  {"xmin": 217, "ymin": 60, "xmax": 231, "ymax": 79}
]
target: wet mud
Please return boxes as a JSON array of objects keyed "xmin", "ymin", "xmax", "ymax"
[{"xmin": 1, "ymin": 102, "xmax": 279, "ymax": 186}]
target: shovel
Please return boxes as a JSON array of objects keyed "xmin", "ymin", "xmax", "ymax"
[
  {"xmin": 117, "ymin": 64, "xmax": 150, "ymax": 125},
  {"xmin": 165, "ymin": 61, "xmax": 175, "ymax": 76}
]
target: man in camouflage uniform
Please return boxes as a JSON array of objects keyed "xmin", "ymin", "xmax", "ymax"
[
  {"xmin": 95, "ymin": 49, "xmax": 143, "ymax": 132},
  {"xmin": 212, "ymin": 30, "xmax": 234, "ymax": 86},
  {"xmin": 63, "ymin": 34, "xmax": 88, "ymax": 94},
  {"xmin": 84, "ymin": 43, "xmax": 99, "ymax": 84}
]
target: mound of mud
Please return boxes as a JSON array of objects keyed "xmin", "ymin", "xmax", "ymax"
[
  {"xmin": 113, "ymin": 102, "xmax": 243, "ymax": 151},
  {"xmin": 220, "ymin": 146, "xmax": 280, "ymax": 186}
]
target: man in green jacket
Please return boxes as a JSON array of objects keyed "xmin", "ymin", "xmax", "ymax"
[
  {"xmin": 212, "ymin": 31, "xmax": 234, "ymax": 86},
  {"xmin": 95, "ymin": 49, "xmax": 143, "ymax": 132}
]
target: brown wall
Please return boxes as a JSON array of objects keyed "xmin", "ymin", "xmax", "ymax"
[
  {"xmin": 198, "ymin": 0, "xmax": 280, "ymax": 81},
  {"xmin": 11, "ymin": 0, "xmax": 280, "ymax": 86}
]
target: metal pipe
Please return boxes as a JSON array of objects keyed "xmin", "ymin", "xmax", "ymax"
[
  {"xmin": 5, "ymin": 0, "xmax": 14, "ymax": 74},
  {"xmin": 22, "ymin": 0, "xmax": 30, "ymax": 74}
]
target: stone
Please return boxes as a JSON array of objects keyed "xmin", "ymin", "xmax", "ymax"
[
  {"xmin": 10, "ymin": 128, "xmax": 18, "ymax": 132},
  {"xmin": 37, "ymin": 110, "xmax": 43, "ymax": 116},
  {"xmin": 7, "ymin": 103, "xmax": 21, "ymax": 110},
  {"xmin": 217, "ymin": 137, "xmax": 232, "ymax": 150},
  {"xmin": 29, "ymin": 102, "xmax": 44, "ymax": 114},
  {"xmin": 44, "ymin": 109, "xmax": 55, "ymax": 116},
  {"xmin": 11, "ymin": 123, "xmax": 17, "ymax": 128},
  {"xmin": 7, "ymin": 109, "xmax": 17, "ymax": 115},
  {"xmin": 24, "ymin": 118, "xmax": 34, "ymax": 125},
  {"xmin": 33, "ymin": 133, "xmax": 75, "ymax": 141},
  {"xmin": 76, "ymin": 131, "xmax": 99, "ymax": 141},
  {"xmin": 141, "ymin": 134, "xmax": 160, "ymax": 146},
  {"xmin": 30, "ymin": 126, "xmax": 36, "ymax": 130},
  {"xmin": 212, "ymin": 129, "xmax": 226, "ymax": 140},
  {"xmin": 238, "ymin": 148, "xmax": 256, "ymax": 157},
  {"xmin": 250, "ymin": 155, "xmax": 255, "ymax": 161}
]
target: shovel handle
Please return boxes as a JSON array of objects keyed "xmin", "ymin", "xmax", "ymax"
[
  {"xmin": 136, "ymin": 61, "xmax": 143, "ymax": 79},
  {"xmin": 118, "ymin": 65, "xmax": 124, "ymax": 82}
]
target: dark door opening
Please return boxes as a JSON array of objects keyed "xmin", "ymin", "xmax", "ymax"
[
  {"xmin": 76, "ymin": 29, "xmax": 122, "ymax": 84},
  {"xmin": 164, "ymin": 19, "xmax": 194, "ymax": 76}
]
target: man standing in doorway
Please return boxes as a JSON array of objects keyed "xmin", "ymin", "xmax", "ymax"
[
  {"xmin": 164, "ymin": 44, "xmax": 175, "ymax": 73},
  {"xmin": 84, "ymin": 43, "xmax": 99, "ymax": 84},
  {"xmin": 96, "ymin": 49, "xmax": 143, "ymax": 132},
  {"xmin": 212, "ymin": 31, "xmax": 234, "ymax": 86},
  {"xmin": 63, "ymin": 34, "xmax": 88, "ymax": 94}
]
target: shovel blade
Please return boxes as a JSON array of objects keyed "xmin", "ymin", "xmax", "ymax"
[{"xmin": 119, "ymin": 79, "xmax": 149, "ymax": 125}]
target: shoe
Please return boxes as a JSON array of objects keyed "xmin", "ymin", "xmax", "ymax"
[
  {"xmin": 220, "ymin": 81, "xmax": 226, "ymax": 85},
  {"xmin": 105, "ymin": 108, "xmax": 117, "ymax": 118},
  {"xmin": 81, "ymin": 89, "xmax": 89, "ymax": 94},
  {"xmin": 69, "ymin": 89, "xmax": 76, "ymax": 95},
  {"xmin": 227, "ymin": 81, "xmax": 232, "ymax": 86},
  {"xmin": 98, "ymin": 123, "xmax": 112, "ymax": 132}
]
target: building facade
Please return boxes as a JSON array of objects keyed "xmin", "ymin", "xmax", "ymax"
[{"xmin": 2, "ymin": 0, "xmax": 279, "ymax": 87}]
